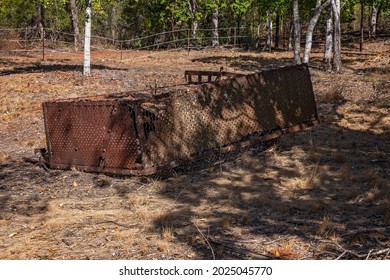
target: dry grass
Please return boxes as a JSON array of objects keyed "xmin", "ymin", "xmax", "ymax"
[
  {"xmin": 157, "ymin": 241, "xmax": 169, "ymax": 253},
  {"xmin": 162, "ymin": 226, "xmax": 173, "ymax": 241},
  {"xmin": 271, "ymin": 240, "xmax": 301, "ymax": 260},
  {"xmin": 324, "ymin": 83, "xmax": 344, "ymax": 102},
  {"xmin": 0, "ymin": 41, "xmax": 389, "ymax": 260},
  {"xmin": 0, "ymin": 151, "xmax": 9, "ymax": 164}
]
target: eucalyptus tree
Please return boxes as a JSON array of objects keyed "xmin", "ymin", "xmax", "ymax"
[
  {"xmin": 188, "ymin": 0, "xmax": 202, "ymax": 39},
  {"xmin": 292, "ymin": 0, "xmax": 301, "ymax": 63},
  {"xmin": 302, "ymin": 0, "xmax": 331, "ymax": 64},
  {"xmin": 332, "ymin": 0, "xmax": 341, "ymax": 72},
  {"xmin": 323, "ymin": 5, "xmax": 333, "ymax": 64},
  {"xmin": 83, "ymin": 0, "xmax": 92, "ymax": 75},
  {"xmin": 70, "ymin": 0, "xmax": 81, "ymax": 51}
]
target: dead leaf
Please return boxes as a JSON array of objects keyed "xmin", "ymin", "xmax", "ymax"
[
  {"xmin": 9, "ymin": 232, "xmax": 18, "ymax": 238},
  {"xmin": 48, "ymin": 248, "xmax": 60, "ymax": 252},
  {"xmin": 73, "ymin": 181, "xmax": 78, "ymax": 187}
]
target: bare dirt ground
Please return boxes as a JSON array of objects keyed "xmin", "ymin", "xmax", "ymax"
[{"xmin": 0, "ymin": 41, "xmax": 389, "ymax": 260}]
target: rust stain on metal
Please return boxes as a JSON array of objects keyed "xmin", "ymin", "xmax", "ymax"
[{"xmin": 41, "ymin": 64, "xmax": 319, "ymax": 175}]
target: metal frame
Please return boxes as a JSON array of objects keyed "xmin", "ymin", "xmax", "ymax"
[{"xmin": 41, "ymin": 64, "xmax": 320, "ymax": 175}]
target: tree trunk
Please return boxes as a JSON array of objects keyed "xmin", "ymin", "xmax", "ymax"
[
  {"xmin": 264, "ymin": 11, "xmax": 273, "ymax": 52},
  {"xmin": 303, "ymin": 0, "xmax": 331, "ymax": 64},
  {"xmin": 192, "ymin": 20, "xmax": 198, "ymax": 40},
  {"xmin": 83, "ymin": 0, "xmax": 92, "ymax": 75},
  {"xmin": 370, "ymin": 1, "xmax": 377, "ymax": 38},
  {"xmin": 275, "ymin": 13, "xmax": 280, "ymax": 49},
  {"xmin": 37, "ymin": 1, "xmax": 44, "ymax": 42},
  {"xmin": 323, "ymin": 6, "xmax": 333, "ymax": 65},
  {"xmin": 212, "ymin": 6, "xmax": 219, "ymax": 47},
  {"xmin": 37, "ymin": 1, "xmax": 45, "ymax": 60},
  {"xmin": 282, "ymin": 18, "xmax": 286, "ymax": 50},
  {"xmin": 110, "ymin": 4, "xmax": 117, "ymax": 40},
  {"xmin": 256, "ymin": 24, "xmax": 262, "ymax": 48},
  {"xmin": 288, "ymin": 20, "xmax": 293, "ymax": 51},
  {"xmin": 376, "ymin": 2, "xmax": 384, "ymax": 31},
  {"xmin": 293, "ymin": 0, "xmax": 301, "ymax": 63},
  {"xmin": 188, "ymin": 0, "xmax": 199, "ymax": 40},
  {"xmin": 360, "ymin": 1, "xmax": 364, "ymax": 51},
  {"xmin": 70, "ymin": 0, "xmax": 81, "ymax": 51},
  {"xmin": 332, "ymin": 0, "xmax": 341, "ymax": 72}
]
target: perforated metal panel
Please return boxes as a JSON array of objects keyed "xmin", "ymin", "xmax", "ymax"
[{"xmin": 42, "ymin": 64, "xmax": 319, "ymax": 175}]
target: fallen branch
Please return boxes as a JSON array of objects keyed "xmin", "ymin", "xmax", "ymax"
[
  {"xmin": 365, "ymin": 248, "xmax": 390, "ymax": 260},
  {"xmin": 209, "ymin": 237, "xmax": 274, "ymax": 260},
  {"xmin": 319, "ymin": 239, "xmax": 389, "ymax": 259},
  {"xmin": 94, "ymin": 220, "xmax": 139, "ymax": 229},
  {"xmin": 194, "ymin": 223, "xmax": 215, "ymax": 260},
  {"xmin": 341, "ymin": 227, "xmax": 390, "ymax": 237},
  {"xmin": 262, "ymin": 237, "xmax": 292, "ymax": 246}
]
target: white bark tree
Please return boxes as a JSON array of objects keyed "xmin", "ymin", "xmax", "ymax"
[
  {"xmin": 332, "ymin": 0, "xmax": 341, "ymax": 72},
  {"xmin": 37, "ymin": 1, "xmax": 44, "ymax": 43},
  {"xmin": 370, "ymin": 1, "xmax": 378, "ymax": 38},
  {"xmin": 323, "ymin": 6, "xmax": 333, "ymax": 65},
  {"xmin": 211, "ymin": 4, "xmax": 219, "ymax": 46},
  {"xmin": 360, "ymin": 0, "xmax": 364, "ymax": 51},
  {"xmin": 264, "ymin": 11, "xmax": 273, "ymax": 52},
  {"xmin": 83, "ymin": 0, "xmax": 92, "ymax": 75},
  {"xmin": 188, "ymin": 0, "xmax": 199, "ymax": 40},
  {"xmin": 302, "ymin": 0, "xmax": 331, "ymax": 64}
]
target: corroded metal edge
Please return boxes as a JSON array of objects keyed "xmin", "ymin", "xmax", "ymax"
[{"xmin": 42, "ymin": 119, "xmax": 319, "ymax": 176}]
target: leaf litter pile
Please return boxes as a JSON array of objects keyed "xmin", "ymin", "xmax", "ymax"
[{"xmin": 0, "ymin": 41, "xmax": 389, "ymax": 260}]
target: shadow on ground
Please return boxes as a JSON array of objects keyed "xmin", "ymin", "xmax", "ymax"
[
  {"xmin": 0, "ymin": 63, "xmax": 127, "ymax": 76},
  {"xmin": 152, "ymin": 115, "xmax": 390, "ymax": 259}
]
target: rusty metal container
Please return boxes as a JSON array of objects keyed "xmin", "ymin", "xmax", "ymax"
[{"xmin": 42, "ymin": 64, "xmax": 319, "ymax": 175}]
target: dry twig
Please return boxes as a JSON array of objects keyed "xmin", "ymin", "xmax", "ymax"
[
  {"xmin": 341, "ymin": 227, "xmax": 390, "ymax": 237},
  {"xmin": 94, "ymin": 220, "xmax": 139, "ymax": 229},
  {"xmin": 194, "ymin": 223, "xmax": 215, "ymax": 260},
  {"xmin": 209, "ymin": 237, "xmax": 274, "ymax": 260}
]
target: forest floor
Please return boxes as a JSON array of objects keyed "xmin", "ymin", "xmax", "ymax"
[{"xmin": 0, "ymin": 40, "xmax": 389, "ymax": 260}]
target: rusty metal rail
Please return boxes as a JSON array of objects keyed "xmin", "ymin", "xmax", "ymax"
[
  {"xmin": 41, "ymin": 64, "xmax": 319, "ymax": 175},
  {"xmin": 185, "ymin": 70, "xmax": 245, "ymax": 84}
]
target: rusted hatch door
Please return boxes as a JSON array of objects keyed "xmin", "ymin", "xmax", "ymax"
[{"xmin": 43, "ymin": 101, "xmax": 141, "ymax": 171}]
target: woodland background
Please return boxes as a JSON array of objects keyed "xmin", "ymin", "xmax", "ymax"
[{"xmin": 0, "ymin": 0, "xmax": 389, "ymax": 70}]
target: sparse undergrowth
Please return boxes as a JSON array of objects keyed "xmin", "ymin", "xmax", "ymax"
[{"xmin": 0, "ymin": 41, "xmax": 389, "ymax": 260}]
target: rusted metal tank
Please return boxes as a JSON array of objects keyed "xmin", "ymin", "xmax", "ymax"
[{"xmin": 41, "ymin": 64, "xmax": 319, "ymax": 175}]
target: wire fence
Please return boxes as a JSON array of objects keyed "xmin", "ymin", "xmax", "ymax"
[
  {"xmin": 0, "ymin": 26, "xmax": 255, "ymax": 56},
  {"xmin": 0, "ymin": 26, "xmax": 388, "ymax": 61}
]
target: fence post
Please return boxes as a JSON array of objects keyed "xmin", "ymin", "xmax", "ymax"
[
  {"xmin": 187, "ymin": 29, "xmax": 190, "ymax": 55},
  {"xmin": 234, "ymin": 27, "xmax": 237, "ymax": 48},
  {"xmin": 25, "ymin": 27, "xmax": 28, "ymax": 49},
  {"xmin": 42, "ymin": 27, "xmax": 45, "ymax": 61},
  {"xmin": 120, "ymin": 41, "xmax": 123, "ymax": 61}
]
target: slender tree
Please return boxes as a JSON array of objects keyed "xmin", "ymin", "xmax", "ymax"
[
  {"xmin": 70, "ymin": 0, "xmax": 81, "ymax": 51},
  {"xmin": 302, "ymin": 0, "xmax": 331, "ymax": 64},
  {"xmin": 188, "ymin": 0, "xmax": 200, "ymax": 40},
  {"xmin": 264, "ymin": 10, "xmax": 273, "ymax": 51},
  {"xmin": 275, "ymin": 12, "xmax": 280, "ymax": 49},
  {"xmin": 211, "ymin": 1, "xmax": 219, "ymax": 46},
  {"xmin": 370, "ymin": 1, "xmax": 377, "ymax": 37},
  {"xmin": 37, "ymin": 0, "xmax": 44, "ymax": 42},
  {"xmin": 360, "ymin": 0, "xmax": 364, "ymax": 51},
  {"xmin": 292, "ymin": 0, "xmax": 301, "ymax": 63},
  {"xmin": 332, "ymin": 0, "xmax": 341, "ymax": 72},
  {"xmin": 323, "ymin": 5, "xmax": 333, "ymax": 65},
  {"xmin": 84, "ymin": 0, "xmax": 92, "ymax": 75}
]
